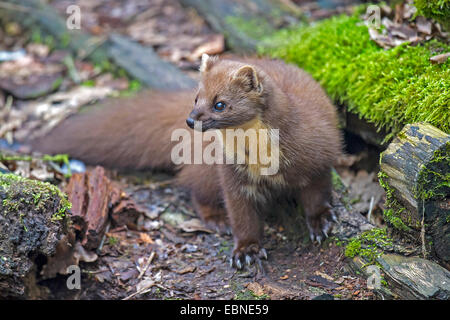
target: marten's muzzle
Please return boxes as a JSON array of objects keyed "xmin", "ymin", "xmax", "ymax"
[{"xmin": 186, "ymin": 117, "xmax": 195, "ymax": 129}]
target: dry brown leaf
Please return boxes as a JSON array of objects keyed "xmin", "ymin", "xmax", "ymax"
[
  {"xmin": 139, "ymin": 232, "xmax": 154, "ymax": 244},
  {"xmin": 416, "ymin": 16, "xmax": 432, "ymax": 35},
  {"xmin": 177, "ymin": 266, "xmax": 196, "ymax": 274},
  {"xmin": 246, "ymin": 282, "xmax": 266, "ymax": 297},
  {"xmin": 179, "ymin": 218, "xmax": 214, "ymax": 233},
  {"xmin": 430, "ymin": 52, "xmax": 450, "ymax": 64}
]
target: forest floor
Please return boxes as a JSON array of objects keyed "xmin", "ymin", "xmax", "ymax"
[
  {"xmin": 42, "ymin": 169, "xmax": 378, "ymax": 300},
  {"xmin": 0, "ymin": 0, "xmax": 386, "ymax": 300}
]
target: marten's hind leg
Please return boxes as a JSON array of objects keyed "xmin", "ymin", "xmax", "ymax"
[
  {"xmin": 299, "ymin": 169, "xmax": 337, "ymax": 243},
  {"xmin": 192, "ymin": 193, "xmax": 230, "ymax": 234}
]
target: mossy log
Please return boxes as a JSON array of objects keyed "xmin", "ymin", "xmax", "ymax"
[
  {"xmin": 179, "ymin": 0, "xmax": 302, "ymax": 52},
  {"xmin": 0, "ymin": 0, "xmax": 196, "ymax": 90},
  {"xmin": 379, "ymin": 123, "xmax": 450, "ymax": 265},
  {"xmin": 0, "ymin": 173, "xmax": 74, "ymax": 299}
]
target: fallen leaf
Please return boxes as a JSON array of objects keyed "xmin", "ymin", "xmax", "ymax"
[
  {"xmin": 314, "ymin": 271, "xmax": 334, "ymax": 281},
  {"xmin": 139, "ymin": 232, "xmax": 154, "ymax": 244},
  {"xmin": 246, "ymin": 282, "xmax": 266, "ymax": 297},
  {"xmin": 177, "ymin": 266, "xmax": 196, "ymax": 274},
  {"xmin": 430, "ymin": 52, "xmax": 450, "ymax": 64},
  {"xmin": 415, "ymin": 16, "xmax": 432, "ymax": 35},
  {"xmin": 179, "ymin": 218, "xmax": 214, "ymax": 233}
]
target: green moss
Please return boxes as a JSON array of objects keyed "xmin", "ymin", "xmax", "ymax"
[
  {"xmin": 345, "ymin": 238, "xmax": 362, "ymax": 258},
  {"xmin": 231, "ymin": 282, "xmax": 270, "ymax": 300},
  {"xmin": 378, "ymin": 171, "xmax": 413, "ymax": 231},
  {"xmin": 415, "ymin": 142, "xmax": 450, "ymax": 201},
  {"xmin": 226, "ymin": 16, "xmax": 277, "ymax": 41},
  {"xmin": 415, "ymin": 0, "xmax": 450, "ymax": 30},
  {"xmin": 259, "ymin": 14, "xmax": 450, "ymax": 140},
  {"xmin": 344, "ymin": 228, "xmax": 393, "ymax": 264},
  {"xmin": 108, "ymin": 236, "xmax": 119, "ymax": 246},
  {"xmin": 331, "ymin": 168, "xmax": 346, "ymax": 193},
  {"xmin": 0, "ymin": 173, "xmax": 71, "ymax": 222},
  {"xmin": 0, "ymin": 153, "xmax": 71, "ymax": 177}
]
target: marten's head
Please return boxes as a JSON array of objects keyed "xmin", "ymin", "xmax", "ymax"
[{"xmin": 186, "ymin": 54, "xmax": 267, "ymax": 131}]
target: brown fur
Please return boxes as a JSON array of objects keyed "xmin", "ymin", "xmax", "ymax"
[{"xmin": 32, "ymin": 57, "xmax": 343, "ymax": 265}]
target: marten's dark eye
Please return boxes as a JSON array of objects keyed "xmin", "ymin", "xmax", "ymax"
[
  {"xmin": 194, "ymin": 95, "xmax": 198, "ymax": 104},
  {"xmin": 213, "ymin": 101, "xmax": 226, "ymax": 112}
]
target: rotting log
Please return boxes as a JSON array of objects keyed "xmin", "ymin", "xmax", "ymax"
[
  {"xmin": 0, "ymin": 173, "xmax": 74, "ymax": 299},
  {"xmin": 379, "ymin": 123, "xmax": 450, "ymax": 265},
  {"xmin": 65, "ymin": 166, "xmax": 143, "ymax": 250},
  {"xmin": 0, "ymin": 0, "xmax": 196, "ymax": 90},
  {"xmin": 179, "ymin": 0, "xmax": 303, "ymax": 52}
]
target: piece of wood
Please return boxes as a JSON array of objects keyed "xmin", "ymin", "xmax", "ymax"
[
  {"xmin": 65, "ymin": 167, "xmax": 111, "ymax": 249},
  {"xmin": 65, "ymin": 166, "xmax": 144, "ymax": 249},
  {"xmin": 379, "ymin": 123, "xmax": 450, "ymax": 264},
  {"xmin": 107, "ymin": 34, "xmax": 196, "ymax": 90},
  {"xmin": 0, "ymin": 0, "xmax": 196, "ymax": 90},
  {"xmin": 350, "ymin": 253, "xmax": 450, "ymax": 300},
  {"xmin": 377, "ymin": 254, "xmax": 450, "ymax": 299},
  {"xmin": 179, "ymin": 0, "xmax": 302, "ymax": 52}
]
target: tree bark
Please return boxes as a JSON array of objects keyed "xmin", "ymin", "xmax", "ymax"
[{"xmin": 380, "ymin": 123, "xmax": 450, "ymax": 265}]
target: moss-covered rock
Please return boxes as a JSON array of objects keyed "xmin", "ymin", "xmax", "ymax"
[
  {"xmin": 259, "ymin": 13, "xmax": 449, "ymax": 141},
  {"xmin": 0, "ymin": 173, "xmax": 72, "ymax": 298}
]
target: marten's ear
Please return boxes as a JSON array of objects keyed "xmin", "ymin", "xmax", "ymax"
[
  {"xmin": 199, "ymin": 54, "xmax": 218, "ymax": 73},
  {"xmin": 232, "ymin": 65, "xmax": 263, "ymax": 93}
]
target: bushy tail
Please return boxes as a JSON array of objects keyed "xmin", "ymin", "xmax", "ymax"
[{"xmin": 30, "ymin": 90, "xmax": 194, "ymax": 171}]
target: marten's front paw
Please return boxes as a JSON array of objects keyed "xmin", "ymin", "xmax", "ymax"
[
  {"xmin": 230, "ymin": 243, "xmax": 267, "ymax": 270},
  {"xmin": 306, "ymin": 207, "xmax": 337, "ymax": 244}
]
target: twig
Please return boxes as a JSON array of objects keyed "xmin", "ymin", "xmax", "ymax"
[
  {"xmin": 367, "ymin": 196, "xmax": 374, "ymax": 223},
  {"xmin": 96, "ymin": 222, "xmax": 111, "ymax": 255},
  {"xmin": 138, "ymin": 251, "xmax": 155, "ymax": 279},
  {"xmin": 420, "ymin": 200, "xmax": 427, "ymax": 259}
]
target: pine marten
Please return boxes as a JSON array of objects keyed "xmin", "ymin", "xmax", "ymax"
[{"xmin": 32, "ymin": 55, "xmax": 343, "ymax": 269}]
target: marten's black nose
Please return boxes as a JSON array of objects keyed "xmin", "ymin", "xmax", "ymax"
[{"xmin": 186, "ymin": 117, "xmax": 195, "ymax": 129}]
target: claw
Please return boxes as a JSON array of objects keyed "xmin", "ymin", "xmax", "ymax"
[
  {"xmin": 236, "ymin": 258, "xmax": 243, "ymax": 270},
  {"xmin": 316, "ymin": 235, "xmax": 322, "ymax": 245},
  {"xmin": 259, "ymin": 248, "xmax": 268, "ymax": 260},
  {"xmin": 245, "ymin": 255, "xmax": 252, "ymax": 266},
  {"xmin": 229, "ymin": 257, "xmax": 234, "ymax": 268},
  {"xmin": 331, "ymin": 213, "xmax": 338, "ymax": 222}
]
